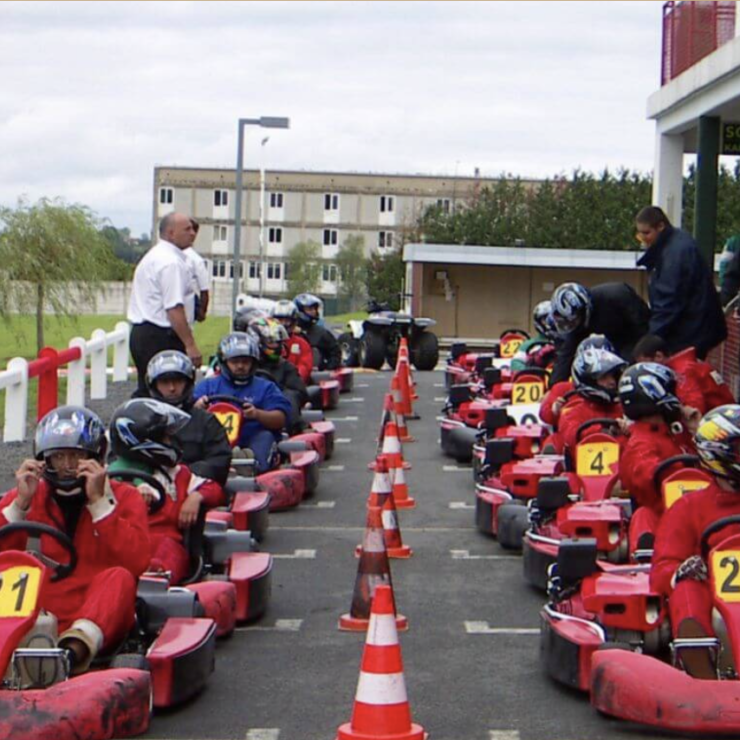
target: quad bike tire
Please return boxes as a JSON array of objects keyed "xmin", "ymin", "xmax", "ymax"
[
  {"xmin": 385, "ymin": 341, "xmax": 399, "ymax": 370},
  {"xmin": 359, "ymin": 330, "xmax": 387, "ymax": 370},
  {"xmin": 338, "ymin": 332, "xmax": 360, "ymax": 367},
  {"xmin": 411, "ymin": 331, "xmax": 439, "ymax": 371}
]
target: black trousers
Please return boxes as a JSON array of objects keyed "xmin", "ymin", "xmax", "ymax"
[{"xmin": 130, "ymin": 322, "xmax": 186, "ymax": 396}]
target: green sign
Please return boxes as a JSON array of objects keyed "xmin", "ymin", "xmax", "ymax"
[{"xmin": 722, "ymin": 123, "xmax": 740, "ymax": 155}]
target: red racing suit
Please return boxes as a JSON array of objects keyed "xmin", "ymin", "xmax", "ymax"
[
  {"xmin": 620, "ymin": 420, "xmax": 696, "ymax": 552},
  {"xmin": 145, "ymin": 465, "xmax": 224, "ymax": 585},
  {"xmin": 284, "ymin": 332, "xmax": 313, "ymax": 384},
  {"xmin": 651, "ymin": 480, "xmax": 740, "ymax": 636},
  {"xmin": 558, "ymin": 395, "xmax": 624, "ymax": 452},
  {"xmin": 667, "ymin": 347, "xmax": 735, "ymax": 414},
  {"xmin": 0, "ymin": 479, "xmax": 150, "ymax": 654},
  {"xmin": 540, "ymin": 381, "xmax": 574, "ymax": 428}
]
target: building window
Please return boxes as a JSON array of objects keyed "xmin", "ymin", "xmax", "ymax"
[
  {"xmin": 214, "ymin": 189, "xmax": 229, "ymax": 207},
  {"xmin": 380, "ymin": 195, "xmax": 395, "ymax": 213},
  {"xmin": 159, "ymin": 187, "xmax": 173, "ymax": 205},
  {"xmin": 283, "ymin": 263, "xmax": 290, "ymax": 280},
  {"xmin": 322, "ymin": 264, "xmax": 338, "ymax": 282},
  {"xmin": 267, "ymin": 262, "xmax": 282, "ymax": 280},
  {"xmin": 378, "ymin": 231, "xmax": 393, "ymax": 249},
  {"xmin": 249, "ymin": 261, "xmax": 262, "ymax": 279},
  {"xmin": 212, "ymin": 225, "xmax": 228, "ymax": 242},
  {"xmin": 436, "ymin": 198, "xmax": 451, "ymax": 213},
  {"xmin": 323, "ymin": 229, "xmax": 338, "ymax": 246},
  {"xmin": 324, "ymin": 193, "xmax": 339, "ymax": 211},
  {"xmin": 269, "ymin": 192, "xmax": 284, "ymax": 208},
  {"xmin": 268, "ymin": 227, "xmax": 283, "ymax": 244},
  {"xmin": 213, "ymin": 260, "xmax": 227, "ymax": 278}
]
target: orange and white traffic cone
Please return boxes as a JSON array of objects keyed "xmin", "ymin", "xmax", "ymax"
[
  {"xmin": 391, "ymin": 376, "xmax": 415, "ymax": 443},
  {"xmin": 397, "ymin": 338, "xmax": 419, "ymax": 402},
  {"xmin": 396, "ymin": 358, "xmax": 415, "ymax": 419},
  {"xmin": 369, "ymin": 421, "xmax": 411, "ymax": 471},
  {"xmin": 357, "ymin": 457, "xmax": 413, "ymax": 559},
  {"xmin": 336, "ymin": 585, "xmax": 426, "ymax": 740},
  {"xmin": 389, "ymin": 462, "xmax": 415, "ymax": 510},
  {"xmin": 340, "ymin": 506, "xmax": 408, "ymax": 632},
  {"xmin": 375, "ymin": 393, "xmax": 394, "ymax": 457}
]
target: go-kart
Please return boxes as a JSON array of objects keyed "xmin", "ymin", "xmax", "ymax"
[
  {"xmin": 307, "ymin": 371, "xmax": 341, "ymax": 410},
  {"xmin": 338, "ymin": 300, "xmax": 439, "ymax": 371},
  {"xmin": 206, "ymin": 395, "xmax": 323, "ymax": 511},
  {"xmin": 542, "ymin": 514, "xmax": 740, "ymax": 734}
]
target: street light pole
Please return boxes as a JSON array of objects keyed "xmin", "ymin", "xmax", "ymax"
[
  {"xmin": 231, "ymin": 116, "xmax": 290, "ymax": 319},
  {"xmin": 258, "ymin": 137, "xmax": 269, "ymax": 298}
]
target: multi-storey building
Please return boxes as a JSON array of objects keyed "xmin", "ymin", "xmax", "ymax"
[{"xmin": 153, "ymin": 166, "xmax": 534, "ymax": 307}]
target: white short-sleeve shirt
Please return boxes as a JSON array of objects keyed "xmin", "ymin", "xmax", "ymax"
[
  {"xmin": 127, "ymin": 240, "xmax": 190, "ymax": 327},
  {"xmin": 184, "ymin": 248, "xmax": 210, "ymax": 324}
]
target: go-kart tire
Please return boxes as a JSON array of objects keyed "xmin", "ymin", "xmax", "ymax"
[
  {"xmin": 359, "ymin": 331, "xmax": 387, "ymax": 370},
  {"xmin": 338, "ymin": 332, "xmax": 360, "ymax": 367},
  {"xmin": 497, "ymin": 502, "xmax": 528, "ymax": 551},
  {"xmin": 111, "ymin": 653, "xmax": 150, "ymax": 671},
  {"xmin": 411, "ymin": 331, "xmax": 439, "ymax": 371}
]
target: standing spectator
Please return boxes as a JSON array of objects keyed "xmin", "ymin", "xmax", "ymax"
[
  {"xmin": 128, "ymin": 212, "xmax": 203, "ymax": 396},
  {"xmin": 549, "ymin": 282, "xmax": 650, "ymax": 384},
  {"xmin": 186, "ymin": 219, "xmax": 210, "ymax": 323},
  {"xmin": 636, "ymin": 205, "xmax": 726, "ymax": 359}
]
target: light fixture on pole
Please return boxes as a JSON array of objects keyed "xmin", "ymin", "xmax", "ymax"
[
  {"xmin": 231, "ymin": 116, "xmax": 290, "ymax": 318},
  {"xmin": 258, "ymin": 136, "xmax": 269, "ymax": 299}
]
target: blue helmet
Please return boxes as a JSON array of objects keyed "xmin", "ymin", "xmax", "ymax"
[
  {"xmin": 146, "ymin": 350, "xmax": 195, "ymax": 408},
  {"xmin": 572, "ymin": 346, "xmax": 627, "ymax": 403},
  {"xmin": 533, "ymin": 301, "xmax": 556, "ymax": 340},
  {"xmin": 618, "ymin": 362, "xmax": 681, "ymax": 423},
  {"xmin": 575, "ymin": 334, "xmax": 616, "ymax": 357},
  {"xmin": 217, "ymin": 331, "xmax": 260, "ymax": 385},
  {"xmin": 551, "ymin": 283, "xmax": 592, "ymax": 336},
  {"xmin": 294, "ymin": 293, "xmax": 323, "ymax": 327}
]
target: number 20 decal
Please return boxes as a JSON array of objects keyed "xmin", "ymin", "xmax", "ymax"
[{"xmin": 512, "ymin": 382, "xmax": 544, "ymax": 405}]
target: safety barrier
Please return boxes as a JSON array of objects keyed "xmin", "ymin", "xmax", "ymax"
[{"xmin": 0, "ymin": 321, "xmax": 130, "ymax": 443}]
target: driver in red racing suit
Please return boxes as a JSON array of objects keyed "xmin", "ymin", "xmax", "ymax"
[
  {"xmin": 0, "ymin": 406, "xmax": 150, "ymax": 678},
  {"xmin": 271, "ymin": 299, "xmax": 313, "ymax": 383}
]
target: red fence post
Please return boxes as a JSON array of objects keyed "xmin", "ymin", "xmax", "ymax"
[{"xmin": 35, "ymin": 347, "xmax": 59, "ymax": 421}]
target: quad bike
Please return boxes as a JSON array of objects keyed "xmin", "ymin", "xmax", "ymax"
[{"xmin": 338, "ymin": 300, "xmax": 439, "ymax": 371}]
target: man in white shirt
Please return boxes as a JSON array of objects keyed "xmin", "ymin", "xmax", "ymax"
[
  {"xmin": 128, "ymin": 212, "xmax": 203, "ymax": 396},
  {"xmin": 186, "ymin": 219, "xmax": 210, "ymax": 324}
]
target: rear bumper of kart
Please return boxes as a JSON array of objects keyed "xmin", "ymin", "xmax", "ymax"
[
  {"xmin": 230, "ymin": 551, "xmax": 273, "ymax": 622},
  {"xmin": 440, "ymin": 423, "xmax": 478, "ymax": 463},
  {"xmin": 591, "ymin": 649, "xmax": 740, "ymax": 734},
  {"xmin": 522, "ymin": 533, "xmax": 558, "ymax": 591},
  {"xmin": 332, "ymin": 368, "xmax": 354, "ymax": 393},
  {"xmin": 475, "ymin": 485, "xmax": 511, "ymax": 536}
]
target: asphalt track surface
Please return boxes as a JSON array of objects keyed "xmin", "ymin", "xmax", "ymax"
[{"xmin": 139, "ymin": 370, "xmax": 661, "ymax": 740}]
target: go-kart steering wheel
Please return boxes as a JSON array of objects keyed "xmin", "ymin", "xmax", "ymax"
[
  {"xmin": 512, "ymin": 367, "xmax": 550, "ymax": 386},
  {"xmin": 575, "ymin": 418, "xmax": 621, "ymax": 444},
  {"xmin": 651, "ymin": 455, "xmax": 701, "ymax": 492},
  {"xmin": 700, "ymin": 515, "xmax": 740, "ymax": 560},
  {"xmin": 109, "ymin": 470, "xmax": 168, "ymax": 514},
  {"xmin": 0, "ymin": 521, "xmax": 77, "ymax": 582},
  {"xmin": 500, "ymin": 329, "xmax": 530, "ymax": 340},
  {"xmin": 204, "ymin": 394, "xmax": 246, "ymax": 409}
]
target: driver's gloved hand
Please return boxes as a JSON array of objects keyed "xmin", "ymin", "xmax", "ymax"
[{"xmin": 675, "ymin": 555, "xmax": 708, "ymax": 585}]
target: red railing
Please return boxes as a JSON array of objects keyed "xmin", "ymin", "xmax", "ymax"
[
  {"xmin": 28, "ymin": 346, "xmax": 84, "ymax": 421},
  {"xmin": 662, "ymin": 1, "xmax": 736, "ymax": 85}
]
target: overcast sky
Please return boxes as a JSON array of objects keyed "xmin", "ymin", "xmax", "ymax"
[{"xmin": 0, "ymin": 1, "xmax": 665, "ymax": 235}]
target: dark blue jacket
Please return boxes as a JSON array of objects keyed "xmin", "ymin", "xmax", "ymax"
[{"xmin": 637, "ymin": 226, "xmax": 726, "ymax": 359}]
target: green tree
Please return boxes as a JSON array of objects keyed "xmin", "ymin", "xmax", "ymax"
[
  {"xmin": 336, "ymin": 234, "xmax": 368, "ymax": 311},
  {"xmin": 0, "ymin": 198, "xmax": 121, "ymax": 352},
  {"xmin": 366, "ymin": 249, "xmax": 405, "ymax": 310},
  {"xmin": 286, "ymin": 240, "xmax": 322, "ymax": 295}
]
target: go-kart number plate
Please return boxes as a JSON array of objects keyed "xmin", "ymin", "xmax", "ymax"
[
  {"xmin": 0, "ymin": 565, "xmax": 42, "ymax": 618},
  {"xmin": 212, "ymin": 409, "xmax": 241, "ymax": 445},
  {"xmin": 512, "ymin": 381, "xmax": 545, "ymax": 405},
  {"xmin": 500, "ymin": 338, "xmax": 524, "ymax": 358},
  {"xmin": 576, "ymin": 442, "xmax": 619, "ymax": 478},
  {"xmin": 506, "ymin": 403, "xmax": 541, "ymax": 427},
  {"xmin": 663, "ymin": 479, "xmax": 710, "ymax": 510},
  {"xmin": 712, "ymin": 550, "xmax": 740, "ymax": 603}
]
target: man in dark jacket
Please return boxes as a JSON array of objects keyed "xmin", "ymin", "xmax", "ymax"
[
  {"xmin": 636, "ymin": 205, "xmax": 726, "ymax": 360},
  {"xmin": 146, "ymin": 350, "xmax": 232, "ymax": 487},
  {"xmin": 294, "ymin": 293, "xmax": 341, "ymax": 371},
  {"xmin": 550, "ymin": 281, "xmax": 651, "ymax": 384}
]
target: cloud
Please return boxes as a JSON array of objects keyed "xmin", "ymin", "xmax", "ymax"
[{"xmin": 0, "ymin": 1, "xmax": 665, "ymax": 233}]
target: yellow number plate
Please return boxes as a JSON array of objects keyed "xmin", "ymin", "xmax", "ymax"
[
  {"xmin": 512, "ymin": 381, "xmax": 545, "ymax": 406},
  {"xmin": 501, "ymin": 338, "xmax": 524, "ymax": 358},
  {"xmin": 713, "ymin": 550, "xmax": 740, "ymax": 603},
  {"xmin": 0, "ymin": 565, "xmax": 42, "ymax": 618},
  {"xmin": 213, "ymin": 410, "xmax": 241, "ymax": 446},
  {"xmin": 663, "ymin": 479, "xmax": 710, "ymax": 510},
  {"xmin": 576, "ymin": 441, "xmax": 619, "ymax": 478}
]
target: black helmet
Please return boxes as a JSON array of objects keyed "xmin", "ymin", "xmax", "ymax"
[
  {"xmin": 572, "ymin": 346, "xmax": 627, "ymax": 403},
  {"xmin": 533, "ymin": 301, "xmax": 556, "ymax": 340},
  {"xmin": 146, "ymin": 350, "xmax": 195, "ymax": 408},
  {"xmin": 575, "ymin": 334, "xmax": 616, "ymax": 356},
  {"xmin": 110, "ymin": 399, "xmax": 190, "ymax": 469},
  {"xmin": 34, "ymin": 406, "xmax": 107, "ymax": 492},
  {"xmin": 695, "ymin": 405, "xmax": 740, "ymax": 483},
  {"xmin": 217, "ymin": 331, "xmax": 260, "ymax": 385},
  {"xmin": 551, "ymin": 282, "xmax": 592, "ymax": 336},
  {"xmin": 233, "ymin": 306, "xmax": 268, "ymax": 333},
  {"xmin": 294, "ymin": 293, "xmax": 322, "ymax": 327},
  {"xmin": 249, "ymin": 317, "xmax": 289, "ymax": 364},
  {"xmin": 618, "ymin": 362, "xmax": 681, "ymax": 423}
]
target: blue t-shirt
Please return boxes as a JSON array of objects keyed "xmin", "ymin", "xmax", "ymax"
[{"xmin": 193, "ymin": 374, "xmax": 292, "ymax": 447}]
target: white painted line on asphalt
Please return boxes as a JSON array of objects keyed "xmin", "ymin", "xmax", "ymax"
[
  {"xmin": 434, "ymin": 383, "xmax": 444, "ymax": 387},
  {"xmin": 330, "ymin": 416, "xmax": 359, "ymax": 421},
  {"xmin": 451, "ymin": 549, "xmax": 518, "ymax": 560},
  {"xmin": 301, "ymin": 501, "xmax": 336, "ymax": 509},
  {"xmin": 336, "ymin": 437, "xmax": 352, "ymax": 443},
  {"xmin": 326, "ymin": 465, "xmax": 345, "ymax": 471},
  {"xmin": 246, "ymin": 730, "xmax": 281, "ymax": 740},
  {"xmin": 238, "ymin": 619, "xmax": 303, "ymax": 632},
  {"xmin": 443, "ymin": 465, "xmax": 472, "ymax": 472},
  {"xmin": 355, "ymin": 383, "xmax": 369, "ymax": 387},
  {"xmin": 343, "ymin": 397, "xmax": 365, "ymax": 402},
  {"xmin": 449, "ymin": 502, "xmax": 475, "ymax": 510},
  {"xmin": 465, "ymin": 621, "xmax": 538, "ymax": 635},
  {"xmin": 273, "ymin": 549, "xmax": 317, "ymax": 559},
  {"xmin": 434, "ymin": 396, "xmax": 446, "ymax": 402},
  {"xmin": 271, "ymin": 525, "xmax": 477, "ymax": 532},
  {"xmin": 489, "ymin": 731, "xmax": 520, "ymax": 740}
]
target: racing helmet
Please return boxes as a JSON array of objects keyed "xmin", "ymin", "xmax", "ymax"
[
  {"xmin": 294, "ymin": 293, "xmax": 323, "ymax": 327},
  {"xmin": 217, "ymin": 331, "xmax": 260, "ymax": 385},
  {"xmin": 551, "ymin": 283, "xmax": 592, "ymax": 336},
  {"xmin": 146, "ymin": 350, "xmax": 196, "ymax": 408},
  {"xmin": 695, "ymin": 405, "xmax": 740, "ymax": 484},
  {"xmin": 109, "ymin": 398, "xmax": 190, "ymax": 469},
  {"xmin": 272, "ymin": 299, "xmax": 298, "ymax": 321},
  {"xmin": 572, "ymin": 346, "xmax": 627, "ymax": 403},
  {"xmin": 249, "ymin": 317, "xmax": 289, "ymax": 364},
  {"xmin": 34, "ymin": 406, "xmax": 107, "ymax": 492},
  {"xmin": 618, "ymin": 362, "xmax": 681, "ymax": 423},
  {"xmin": 233, "ymin": 305, "xmax": 268, "ymax": 333},
  {"xmin": 533, "ymin": 301, "xmax": 556, "ymax": 340},
  {"xmin": 575, "ymin": 333, "xmax": 616, "ymax": 356}
]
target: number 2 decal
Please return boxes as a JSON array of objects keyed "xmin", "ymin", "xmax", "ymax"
[{"xmin": 712, "ymin": 550, "xmax": 740, "ymax": 603}]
